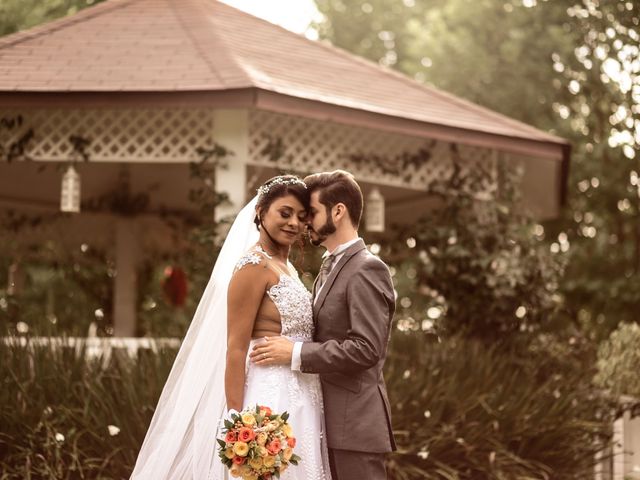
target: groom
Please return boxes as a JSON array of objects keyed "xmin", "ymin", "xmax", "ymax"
[{"xmin": 250, "ymin": 170, "xmax": 397, "ymax": 479}]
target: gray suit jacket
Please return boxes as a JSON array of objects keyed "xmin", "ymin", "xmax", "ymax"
[{"xmin": 300, "ymin": 239, "xmax": 397, "ymax": 453}]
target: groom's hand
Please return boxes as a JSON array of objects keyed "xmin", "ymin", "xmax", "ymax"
[{"xmin": 249, "ymin": 336, "xmax": 294, "ymax": 366}]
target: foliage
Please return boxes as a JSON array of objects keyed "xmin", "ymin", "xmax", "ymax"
[
  {"xmin": 313, "ymin": 0, "xmax": 640, "ymax": 339},
  {"xmin": 541, "ymin": 0, "xmax": 640, "ymax": 340},
  {"xmin": 384, "ymin": 331, "xmax": 614, "ymax": 480},
  {"xmin": 0, "ymin": 332, "xmax": 613, "ymax": 479},
  {"xmin": 135, "ymin": 143, "xmax": 231, "ymax": 337},
  {"xmin": 0, "ymin": 0, "xmax": 106, "ymax": 37},
  {"xmin": 0, "ymin": 212, "xmax": 115, "ymax": 336},
  {"xmin": 0, "ymin": 143, "xmax": 231, "ymax": 338},
  {"xmin": 0, "ymin": 339, "xmax": 176, "ymax": 479},
  {"xmin": 380, "ymin": 159, "xmax": 564, "ymax": 342},
  {"xmin": 594, "ymin": 322, "xmax": 640, "ymax": 399},
  {"xmin": 313, "ymin": 0, "xmax": 572, "ymax": 133}
]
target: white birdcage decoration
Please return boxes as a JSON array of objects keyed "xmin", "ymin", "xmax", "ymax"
[
  {"xmin": 60, "ymin": 165, "xmax": 81, "ymax": 213},
  {"xmin": 365, "ymin": 188, "xmax": 385, "ymax": 232}
]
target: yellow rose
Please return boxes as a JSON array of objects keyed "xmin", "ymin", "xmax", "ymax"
[
  {"xmin": 248, "ymin": 457, "xmax": 263, "ymax": 469},
  {"xmin": 224, "ymin": 447, "xmax": 235, "ymax": 459},
  {"xmin": 256, "ymin": 432, "xmax": 268, "ymax": 445},
  {"xmin": 242, "ymin": 474, "xmax": 258, "ymax": 480},
  {"xmin": 283, "ymin": 447, "xmax": 293, "ymax": 461},
  {"xmin": 229, "ymin": 464, "xmax": 243, "ymax": 478},
  {"xmin": 241, "ymin": 413, "xmax": 256, "ymax": 426},
  {"xmin": 232, "ymin": 441, "xmax": 249, "ymax": 457},
  {"xmin": 281, "ymin": 424, "xmax": 293, "ymax": 438},
  {"xmin": 256, "ymin": 445, "xmax": 268, "ymax": 457},
  {"xmin": 263, "ymin": 455, "xmax": 276, "ymax": 468}
]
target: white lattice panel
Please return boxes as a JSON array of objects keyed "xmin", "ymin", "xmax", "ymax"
[
  {"xmin": 249, "ymin": 110, "xmax": 497, "ymax": 192},
  {"xmin": 0, "ymin": 108, "xmax": 213, "ymax": 162}
]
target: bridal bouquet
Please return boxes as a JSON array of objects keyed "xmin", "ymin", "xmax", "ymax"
[{"xmin": 217, "ymin": 405, "xmax": 301, "ymax": 479}]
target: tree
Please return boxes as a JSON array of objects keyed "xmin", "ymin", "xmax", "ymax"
[
  {"xmin": 0, "ymin": 0, "xmax": 106, "ymax": 37},
  {"xmin": 543, "ymin": 0, "xmax": 640, "ymax": 339},
  {"xmin": 313, "ymin": 0, "xmax": 640, "ymax": 339}
]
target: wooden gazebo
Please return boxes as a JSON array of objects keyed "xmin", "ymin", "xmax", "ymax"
[{"xmin": 0, "ymin": 0, "xmax": 570, "ymax": 336}]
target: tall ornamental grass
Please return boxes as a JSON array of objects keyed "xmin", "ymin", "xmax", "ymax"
[
  {"xmin": 1, "ymin": 334, "xmax": 614, "ymax": 479},
  {"xmin": 385, "ymin": 333, "xmax": 614, "ymax": 480},
  {"xmin": 0, "ymin": 338, "xmax": 175, "ymax": 479}
]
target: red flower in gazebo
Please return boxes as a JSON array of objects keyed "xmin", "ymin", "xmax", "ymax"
[{"xmin": 161, "ymin": 266, "xmax": 188, "ymax": 307}]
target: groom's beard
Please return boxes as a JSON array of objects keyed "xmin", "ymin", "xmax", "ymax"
[{"xmin": 309, "ymin": 217, "xmax": 336, "ymax": 247}]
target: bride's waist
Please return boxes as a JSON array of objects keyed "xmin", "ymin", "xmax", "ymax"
[{"xmin": 249, "ymin": 336, "xmax": 308, "ymax": 346}]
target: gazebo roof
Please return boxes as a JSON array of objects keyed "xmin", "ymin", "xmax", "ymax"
[{"xmin": 0, "ymin": 0, "xmax": 569, "ymax": 164}]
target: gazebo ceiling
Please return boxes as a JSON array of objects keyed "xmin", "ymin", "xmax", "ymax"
[{"xmin": 0, "ymin": 0, "xmax": 569, "ymax": 166}]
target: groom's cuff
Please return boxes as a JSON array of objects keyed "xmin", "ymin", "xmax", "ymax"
[{"xmin": 291, "ymin": 342, "xmax": 303, "ymax": 371}]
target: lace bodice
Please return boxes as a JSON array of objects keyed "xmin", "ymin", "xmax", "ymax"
[
  {"xmin": 267, "ymin": 274, "xmax": 314, "ymax": 340},
  {"xmin": 235, "ymin": 249, "xmax": 314, "ymax": 341}
]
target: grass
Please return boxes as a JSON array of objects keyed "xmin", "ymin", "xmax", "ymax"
[{"xmin": 0, "ymin": 333, "xmax": 615, "ymax": 479}]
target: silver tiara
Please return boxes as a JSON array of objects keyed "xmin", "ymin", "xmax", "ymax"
[{"xmin": 257, "ymin": 177, "xmax": 306, "ymax": 199}]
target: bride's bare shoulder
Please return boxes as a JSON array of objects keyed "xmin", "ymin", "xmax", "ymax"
[{"xmin": 229, "ymin": 248, "xmax": 274, "ymax": 296}]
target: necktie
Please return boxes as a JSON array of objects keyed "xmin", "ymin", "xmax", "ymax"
[{"xmin": 315, "ymin": 254, "xmax": 335, "ymax": 296}]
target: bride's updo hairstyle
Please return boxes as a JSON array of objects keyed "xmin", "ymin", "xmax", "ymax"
[{"xmin": 253, "ymin": 174, "xmax": 309, "ymax": 230}]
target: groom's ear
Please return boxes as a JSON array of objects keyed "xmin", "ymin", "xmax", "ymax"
[{"xmin": 333, "ymin": 203, "xmax": 348, "ymax": 222}]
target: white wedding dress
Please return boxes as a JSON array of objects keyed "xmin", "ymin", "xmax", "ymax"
[
  {"xmin": 130, "ymin": 196, "xmax": 330, "ymax": 480},
  {"xmin": 231, "ymin": 249, "xmax": 331, "ymax": 480}
]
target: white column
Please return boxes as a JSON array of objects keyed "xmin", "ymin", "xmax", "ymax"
[
  {"xmin": 623, "ymin": 412, "xmax": 640, "ymax": 479},
  {"xmin": 113, "ymin": 218, "xmax": 139, "ymax": 337},
  {"xmin": 212, "ymin": 109, "xmax": 249, "ymax": 221},
  {"xmin": 613, "ymin": 412, "xmax": 628, "ymax": 480}
]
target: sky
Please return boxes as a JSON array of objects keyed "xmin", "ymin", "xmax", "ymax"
[{"xmin": 220, "ymin": 0, "xmax": 321, "ymax": 38}]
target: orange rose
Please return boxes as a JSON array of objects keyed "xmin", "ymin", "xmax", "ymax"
[
  {"xmin": 266, "ymin": 439, "xmax": 281, "ymax": 455},
  {"xmin": 225, "ymin": 431, "xmax": 237, "ymax": 443},
  {"xmin": 259, "ymin": 406, "xmax": 272, "ymax": 417},
  {"xmin": 287, "ymin": 437, "xmax": 296, "ymax": 448},
  {"xmin": 232, "ymin": 455, "xmax": 245, "ymax": 465},
  {"xmin": 238, "ymin": 427, "xmax": 255, "ymax": 442}
]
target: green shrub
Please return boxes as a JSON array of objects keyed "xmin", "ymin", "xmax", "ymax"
[
  {"xmin": 595, "ymin": 322, "xmax": 640, "ymax": 399},
  {"xmin": 381, "ymin": 161, "xmax": 564, "ymax": 344},
  {"xmin": 384, "ymin": 332, "xmax": 614, "ymax": 480}
]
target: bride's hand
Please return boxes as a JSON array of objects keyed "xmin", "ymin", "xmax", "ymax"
[{"xmin": 249, "ymin": 336, "xmax": 294, "ymax": 366}]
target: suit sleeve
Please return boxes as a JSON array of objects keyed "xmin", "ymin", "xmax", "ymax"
[{"xmin": 300, "ymin": 258, "xmax": 395, "ymax": 374}]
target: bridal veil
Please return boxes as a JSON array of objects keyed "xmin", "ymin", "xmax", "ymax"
[{"xmin": 130, "ymin": 196, "xmax": 259, "ymax": 479}]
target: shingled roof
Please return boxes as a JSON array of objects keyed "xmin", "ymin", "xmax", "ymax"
[{"xmin": 0, "ymin": 0, "xmax": 569, "ymax": 164}]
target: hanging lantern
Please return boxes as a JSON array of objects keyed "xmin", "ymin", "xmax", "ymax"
[
  {"xmin": 60, "ymin": 165, "xmax": 81, "ymax": 213},
  {"xmin": 365, "ymin": 187, "xmax": 385, "ymax": 232}
]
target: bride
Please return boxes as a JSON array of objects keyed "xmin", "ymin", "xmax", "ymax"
[{"xmin": 130, "ymin": 175, "xmax": 331, "ymax": 479}]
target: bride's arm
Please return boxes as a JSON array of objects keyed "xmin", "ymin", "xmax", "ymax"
[{"xmin": 225, "ymin": 259, "xmax": 270, "ymax": 411}]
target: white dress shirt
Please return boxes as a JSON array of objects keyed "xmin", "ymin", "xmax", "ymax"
[{"xmin": 291, "ymin": 237, "xmax": 362, "ymax": 371}]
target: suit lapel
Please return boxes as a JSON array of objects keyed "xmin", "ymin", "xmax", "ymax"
[{"xmin": 313, "ymin": 239, "xmax": 366, "ymax": 319}]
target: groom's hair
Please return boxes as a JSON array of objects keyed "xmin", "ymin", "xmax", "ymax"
[{"xmin": 304, "ymin": 170, "xmax": 363, "ymax": 228}]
